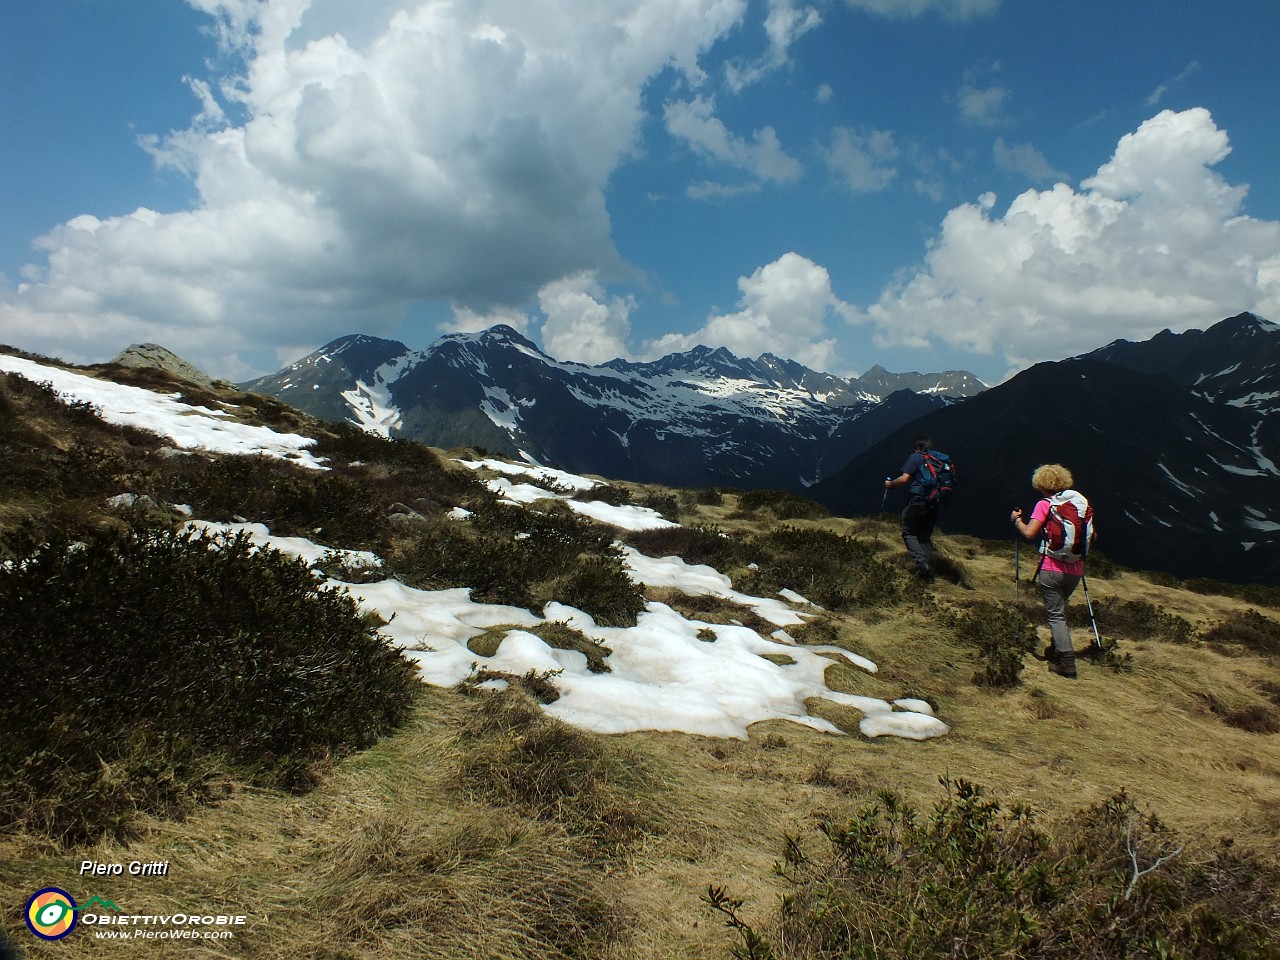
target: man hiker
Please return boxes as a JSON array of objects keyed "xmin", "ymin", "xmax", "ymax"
[{"xmin": 885, "ymin": 437, "xmax": 941, "ymax": 583}]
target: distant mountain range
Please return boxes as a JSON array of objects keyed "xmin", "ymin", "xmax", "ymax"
[
  {"xmin": 810, "ymin": 313, "xmax": 1280, "ymax": 584},
  {"xmin": 240, "ymin": 312, "xmax": 1279, "ymax": 583},
  {"xmin": 241, "ymin": 326, "xmax": 983, "ymax": 491}
]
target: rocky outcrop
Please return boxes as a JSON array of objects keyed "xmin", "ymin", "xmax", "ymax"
[{"xmin": 109, "ymin": 343, "xmax": 217, "ymax": 388}]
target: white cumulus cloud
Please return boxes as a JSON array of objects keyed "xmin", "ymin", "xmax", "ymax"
[
  {"xmin": 725, "ymin": 0, "xmax": 823, "ymax": 91},
  {"xmin": 853, "ymin": 108, "xmax": 1280, "ymax": 376},
  {"xmin": 821, "ymin": 127, "xmax": 901, "ymax": 193},
  {"xmin": 993, "ymin": 137, "xmax": 1069, "ymax": 184},
  {"xmin": 664, "ymin": 95, "xmax": 803, "ymax": 185},
  {"xmin": 958, "ymin": 83, "xmax": 1012, "ymax": 127},
  {"xmin": 644, "ymin": 252, "xmax": 849, "ymax": 370},
  {"xmin": 537, "ymin": 272, "xmax": 636, "ymax": 365},
  {"xmin": 0, "ymin": 0, "xmax": 749, "ymax": 377}
]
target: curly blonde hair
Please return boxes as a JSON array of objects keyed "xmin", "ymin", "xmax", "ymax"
[{"xmin": 1031, "ymin": 464, "xmax": 1073, "ymax": 495}]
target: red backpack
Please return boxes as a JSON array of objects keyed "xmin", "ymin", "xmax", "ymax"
[{"xmin": 1041, "ymin": 490, "xmax": 1095, "ymax": 563}]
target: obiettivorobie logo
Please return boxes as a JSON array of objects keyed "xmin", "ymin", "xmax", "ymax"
[
  {"xmin": 24, "ymin": 887, "xmax": 246, "ymax": 942},
  {"xmin": 25, "ymin": 888, "xmax": 121, "ymax": 941},
  {"xmin": 25, "ymin": 889, "xmax": 123, "ymax": 940}
]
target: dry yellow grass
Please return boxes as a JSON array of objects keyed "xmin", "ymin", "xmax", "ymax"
[{"xmin": 5, "ymin": 515, "xmax": 1278, "ymax": 958}]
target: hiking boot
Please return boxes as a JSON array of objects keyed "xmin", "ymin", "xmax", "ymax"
[
  {"xmin": 1049, "ymin": 652, "xmax": 1077, "ymax": 679},
  {"xmin": 1041, "ymin": 644, "xmax": 1058, "ymax": 663}
]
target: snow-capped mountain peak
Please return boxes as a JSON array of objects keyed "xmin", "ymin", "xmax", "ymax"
[{"xmin": 243, "ymin": 328, "xmax": 980, "ymax": 491}]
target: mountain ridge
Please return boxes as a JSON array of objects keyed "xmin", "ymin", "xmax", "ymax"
[
  {"xmin": 811, "ymin": 322, "xmax": 1280, "ymax": 583},
  {"xmin": 241, "ymin": 325, "xmax": 982, "ymax": 491}
]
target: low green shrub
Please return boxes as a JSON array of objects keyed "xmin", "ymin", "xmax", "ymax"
[
  {"xmin": 735, "ymin": 489, "xmax": 829, "ymax": 520},
  {"xmin": 738, "ymin": 526, "xmax": 899, "ymax": 611},
  {"xmin": 1081, "ymin": 636, "xmax": 1135, "ymax": 673},
  {"xmin": 553, "ymin": 556, "xmax": 647, "ymax": 627},
  {"xmin": 1140, "ymin": 569, "xmax": 1183, "ymax": 589},
  {"xmin": 0, "ymin": 523, "xmax": 418, "ymax": 843},
  {"xmin": 578, "ymin": 482, "xmax": 633, "ymax": 506},
  {"xmin": 469, "ymin": 498, "xmax": 615, "ymax": 558},
  {"xmin": 708, "ymin": 779, "xmax": 1280, "ymax": 960},
  {"xmin": 1200, "ymin": 610, "xmax": 1280, "ymax": 655},
  {"xmin": 394, "ymin": 522, "xmax": 541, "ymax": 607},
  {"xmin": 1184, "ymin": 578, "xmax": 1280, "ymax": 612},
  {"xmin": 950, "ymin": 601, "xmax": 1037, "ymax": 687},
  {"xmin": 694, "ymin": 487, "xmax": 725, "ymax": 506},
  {"xmin": 1088, "ymin": 598, "xmax": 1194, "ymax": 644},
  {"xmin": 155, "ymin": 454, "xmax": 386, "ymax": 546},
  {"xmin": 0, "ymin": 372, "xmax": 163, "ymax": 507},
  {"xmin": 1085, "ymin": 549, "xmax": 1119, "ymax": 579},
  {"xmin": 641, "ymin": 491, "xmax": 681, "ymax": 522},
  {"xmin": 619, "ymin": 523, "xmax": 745, "ymax": 570}
]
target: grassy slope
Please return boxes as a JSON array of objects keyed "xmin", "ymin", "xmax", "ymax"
[{"xmin": 1, "ymin": 356, "xmax": 1278, "ymax": 958}]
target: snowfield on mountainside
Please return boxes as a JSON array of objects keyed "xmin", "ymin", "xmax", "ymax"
[{"xmin": 0, "ymin": 353, "xmax": 328, "ymax": 469}]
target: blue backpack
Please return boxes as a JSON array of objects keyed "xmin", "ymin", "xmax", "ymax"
[{"xmin": 912, "ymin": 451, "xmax": 956, "ymax": 506}]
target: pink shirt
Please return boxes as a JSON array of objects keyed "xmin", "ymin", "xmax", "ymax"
[{"xmin": 1032, "ymin": 499, "xmax": 1084, "ymax": 576}]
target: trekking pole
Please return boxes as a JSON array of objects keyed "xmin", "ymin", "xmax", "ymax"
[
  {"xmin": 1081, "ymin": 575, "xmax": 1103, "ymax": 654},
  {"xmin": 874, "ymin": 480, "xmax": 890, "ymax": 546},
  {"xmin": 1013, "ymin": 528, "xmax": 1020, "ymax": 602}
]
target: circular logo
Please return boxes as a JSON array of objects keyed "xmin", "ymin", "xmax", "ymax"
[{"xmin": 26, "ymin": 887, "xmax": 78, "ymax": 941}]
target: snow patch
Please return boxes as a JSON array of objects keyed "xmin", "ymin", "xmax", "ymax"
[
  {"xmin": 0, "ymin": 354, "xmax": 328, "ymax": 469},
  {"xmin": 1243, "ymin": 507, "xmax": 1280, "ymax": 533},
  {"xmin": 458, "ymin": 457, "xmax": 599, "ymax": 491},
  {"xmin": 339, "ymin": 354, "xmax": 412, "ymax": 437},
  {"xmin": 1156, "ymin": 461, "xmax": 1202, "ymax": 498},
  {"xmin": 191, "ymin": 521, "xmax": 943, "ymax": 741}
]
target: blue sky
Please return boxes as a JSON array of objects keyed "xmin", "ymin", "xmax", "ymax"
[{"xmin": 2, "ymin": 0, "xmax": 1277, "ymax": 384}]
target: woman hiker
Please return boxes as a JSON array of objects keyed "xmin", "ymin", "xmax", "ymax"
[{"xmin": 1010, "ymin": 464, "xmax": 1096, "ymax": 679}]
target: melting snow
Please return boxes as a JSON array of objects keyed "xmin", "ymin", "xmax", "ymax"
[
  {"xmin": 190, "ymin": 520, "xmax": 947, "ymax": 741},
  {"xmin": 621, "ymin": 548, "xmax": 813, "ymax": 630},
  {"xmin": 459, "ymin": 459, "xmax": 678, "ymax": 531},
  {"xmin": 0, "ymin": 354, "xmax": 328, "ymax": 469},
  {"xmin": 6, "ymin": 352, "xmax": 947, "ymax": 740},
  {"xmin": 565, "ymin": 500, "xmax": 679, "ymax": 531},
  {"xmin": 458, "ymin": 457, "xmax": 600, "ymax": 491},
  {"xmin": 186, "ymin": 520, "xmax": 380, "ymax": 570}
]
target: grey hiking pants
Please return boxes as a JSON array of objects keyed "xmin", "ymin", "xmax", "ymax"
[
  {"xmin": 1038, "ymin": 568, "xmax": 1081, "ymax": 654},
  {"xmin": 901, "ymin": 500, "xmax": 938, "ymax": 575}
]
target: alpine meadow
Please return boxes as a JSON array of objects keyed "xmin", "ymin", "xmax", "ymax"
[{"xmin": 1, "ymin": 339, "xmax": 1278, "ymax": 959}]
